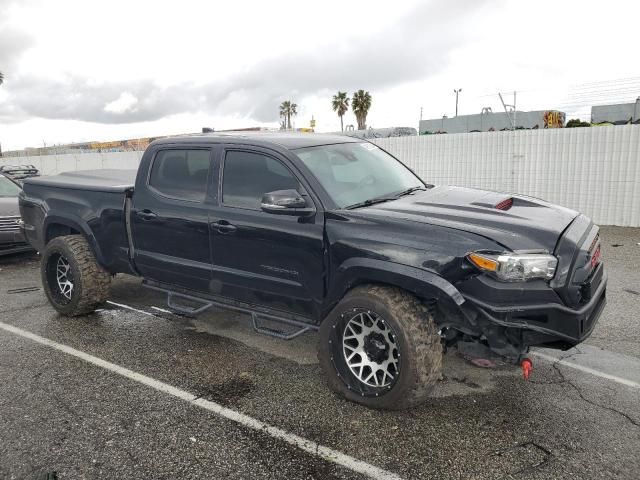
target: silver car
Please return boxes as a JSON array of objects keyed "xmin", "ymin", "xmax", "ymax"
[{"xmin": 0, "ymin": 173, "xmax": 32, "ymax": 255}]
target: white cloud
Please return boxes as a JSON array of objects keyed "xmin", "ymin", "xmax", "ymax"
[
  {"xmin": 104, "ymin": 92, "xmax": 138, "ymax": 114},
  {"xmin": 1, "ymin": 0, "xmax": 639, "ymax": 150}
]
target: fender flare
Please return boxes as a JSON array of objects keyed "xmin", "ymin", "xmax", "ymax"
[
  {"xmin": 326, "ymin": 257, "xmax": 465, "ymax": 316},
  {"xmin": 43, "ymin": 214, "xmax": 105, "ymax": 266}
]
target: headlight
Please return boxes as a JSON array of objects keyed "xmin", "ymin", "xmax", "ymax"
[{"xmin": 467, "ymin": 251, "xmax": 557, "ymax": 282}]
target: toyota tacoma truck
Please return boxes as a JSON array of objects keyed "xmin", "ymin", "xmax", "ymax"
[{"xmin": 19, "ymin": 133, "xmax": 607, "ymax": 409}]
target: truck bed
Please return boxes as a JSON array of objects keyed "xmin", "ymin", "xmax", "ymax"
[
  {"xmin": 20, "ymin": 169, "xmax": 137, "ymax": 274},
  {"xmin": 24, "ymin": 169, "xmax": 136, "ymax": 192}
]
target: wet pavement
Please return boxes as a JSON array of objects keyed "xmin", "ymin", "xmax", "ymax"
[{"xmin": 1, "ymin": 226, "xmax": 639, "ymax": 479}]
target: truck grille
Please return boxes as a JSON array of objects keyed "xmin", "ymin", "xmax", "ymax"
[{"xmin": 0, "ymin": 216, "xmax": 21, "ymax": 232}]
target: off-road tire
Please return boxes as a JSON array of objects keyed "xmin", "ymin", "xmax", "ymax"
[
  {"xmin": 318, "ymin": 285, "xmax": 442, "ymax": 409},
  {"xmin": 41, "ymin": 235, "xmax": 111, "ymax": 316}
]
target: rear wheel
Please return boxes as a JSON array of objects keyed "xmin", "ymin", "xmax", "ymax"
[
  {"xmin": 41, "ymin": 235, "xmax": 111, "ymax": 316},
  {"xmin": 318, "ymin": 285, "xmax": 442, "ymax": 409}
]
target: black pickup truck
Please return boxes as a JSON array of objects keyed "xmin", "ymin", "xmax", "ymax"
[{"xmin": 19, "ymin": 133, "xmax": 607, "ymax": 409}]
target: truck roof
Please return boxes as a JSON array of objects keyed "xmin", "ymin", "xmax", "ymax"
[{"xmin": 151, "ymin": 132, "xmax": 363, "ymax": 150}]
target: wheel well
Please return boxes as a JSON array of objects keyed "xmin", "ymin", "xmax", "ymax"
[
  {"xmin": 46, "ymin": 223, "xmax": 80, "ymax": 243},
  {"xmin": 344, "ymin": 280, "xmax": 436, "ymax": 306},
  {"xmin": 323, "ymin": 280, "xmax": 433, "ymax": 322},
  {"xmin": 333, "ymin": 279, "xmax": 466, "ymax": 325}
]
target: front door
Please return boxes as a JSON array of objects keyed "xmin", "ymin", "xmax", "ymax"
[
  {"xmin": 209, "ymin": 147, "xmax": 325, "ymax": 320},
  {"xmin": 131, "ymin": 147, "xmax": 214, "ymax": 292}
]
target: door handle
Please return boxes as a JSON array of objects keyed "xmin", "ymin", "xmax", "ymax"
[
  {"xmin": 136, "ymin": 209, "xmax": 158, "ymax": 220},
  {"xmin": 211, "ymin": 220, "xmax": 237, "ymax": 234}
]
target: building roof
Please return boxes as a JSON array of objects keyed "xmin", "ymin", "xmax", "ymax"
[
  {"xmin": 151, "ymin": 132, "xmax": 363, "ymax": 150},
  {"xmin": 419, "ymin": 109, "xmax": 565, "ymax": 134}
]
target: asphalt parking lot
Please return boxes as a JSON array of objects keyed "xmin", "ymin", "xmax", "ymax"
[{"xmin": 1, "ymin": 226, "xmax": 639, "ymax": 480}]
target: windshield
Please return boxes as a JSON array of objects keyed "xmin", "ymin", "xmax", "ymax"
[
  {"xmin": 0, "ymin": 175, "xmax": 21, "ymax": 197},
  {"xmin": 295, "ymin": 142, "xmax": 424, "ymax": 208}
]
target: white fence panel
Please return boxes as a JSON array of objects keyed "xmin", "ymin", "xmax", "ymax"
[
  {"xmin": 373, "ymin": 125, "xmax": 640, "ymax": 227},
  {"xmin": 7, "ymin": 126, "xmax": 639, "ymax": 226},
  {"xmin": 14, "ymin": 151, "xmax": 144, "ymax": 177}
]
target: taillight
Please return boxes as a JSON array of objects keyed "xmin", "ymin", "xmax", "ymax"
[{"xmin": 495, "ymin": 198, "xmax": 513, "ymax": 210}]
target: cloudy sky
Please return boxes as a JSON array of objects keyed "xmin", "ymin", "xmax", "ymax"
[{"xmin": 1, "ymin": 0, "xmax": 639, "ymax": 150}]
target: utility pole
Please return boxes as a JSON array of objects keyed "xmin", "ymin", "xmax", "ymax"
[
  {"xmin": 498, "ymin": 91, "xmax": 517, "ymax": 130},
  {"xmin": 419, "ymin": 106, "xmax": 423, "ymax": 133},
  {"xmin": 454, "ymin": 89, "xmax": 462, "ymax": 117}
]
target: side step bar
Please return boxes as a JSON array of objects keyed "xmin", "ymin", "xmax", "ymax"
[
  {"xmin": 166, "ymin": 290, "xmax": 213, "ymax": 316},
  {"xmin": 143, "ymin": 283, "xmax": 318, "ymax": 340},
  {"xmin": 250, "ymin": 314, "xmax": 312, "ymax": 340}
]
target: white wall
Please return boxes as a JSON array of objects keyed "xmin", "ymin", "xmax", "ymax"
[
  {"xmin": 373, "ymin": 125, "xmax": 640, "ymax": 227},
  {"xmin": 13, "ymin": 150, "xmax": 144, "ymax": 176},
  {"xmin": 10, "ymin": 126, "xmax": 640, "ymax": 226}
]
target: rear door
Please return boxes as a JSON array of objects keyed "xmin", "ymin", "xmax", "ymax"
[
  {"xmin": 131, "ymin": 146, "xmax": 216, "ymax": 292},
  {"xmin": 208, "ymin": 146, "xmax": 325, "ymax": 320}
]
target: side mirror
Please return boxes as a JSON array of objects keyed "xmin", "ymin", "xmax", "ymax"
[{"xmin": 261, "ymin": 189, "xmax": 315, "ymax": 216}]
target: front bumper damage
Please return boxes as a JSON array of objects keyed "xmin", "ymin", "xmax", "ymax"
[
  {"xmin": 462, "ymin": 263, "xmax": 606, "ymax": 350},
  {"xmin": 443, "ymin": 215, "xmax": 607, "ymax": 362}
]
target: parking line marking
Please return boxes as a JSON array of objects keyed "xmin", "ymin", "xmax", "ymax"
[
  {"xmin": 106, "ymin": 300, "xmax": 155, "ymax": 317},
  {"xmin": 531, "ymin": 351, "xmax": 640, "ymax": 389},
  {"xmin": 0, "ymin": 321, "xmax": 402, "ymax": 480},
  {"xmin": 150, "ymin": 306, "xmax": 174, "ymax": 314}
]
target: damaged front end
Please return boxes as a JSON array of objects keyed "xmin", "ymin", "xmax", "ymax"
[{"xmin": 435, "ymin": 214, "xmax": 607, "ymax": 364}]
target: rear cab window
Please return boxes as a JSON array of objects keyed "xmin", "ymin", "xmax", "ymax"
[{"xmin": 148, "ymin": 149, "xmax": 211, "ymax": 202}]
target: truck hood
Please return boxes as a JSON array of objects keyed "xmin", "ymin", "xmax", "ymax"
[
  {"xmin": 0, "ymin": 196, "xmax": 20, "ymax": 217},
  {"xmin": 357, "ymin": 186, "xmax": 579, "ymax": 252}
]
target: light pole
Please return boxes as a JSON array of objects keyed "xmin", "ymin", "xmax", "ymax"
[
  {"xmin": 480, "ymin": 107, "xmax": 492, "ymax": 131},
  {"xmin": 454, "ymin": 88, "xmax": 462, "ymax": 117}
]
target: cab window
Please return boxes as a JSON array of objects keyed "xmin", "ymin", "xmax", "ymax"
[
  {"xmin": 222, "ymin": 150, "xmax": 299, "ymax": 209},
  {"xmin": 149, "ymin": 149, "xmax": 211, "ymax": 201}
]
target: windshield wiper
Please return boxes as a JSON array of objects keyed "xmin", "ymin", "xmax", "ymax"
[
  {"xmin": 344, "ymin": 186, "xmax": 429, "ymax": 210},
  {"xmin": 393, "ymin": 186, "xmax": 428, "ymax": 198},
  {"xmin": 344, "ymin": 196, "xmax": 397, "ymax": 210}
]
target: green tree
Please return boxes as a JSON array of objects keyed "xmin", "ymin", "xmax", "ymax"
[
  {"xmin": 331, "ymin": 91, "xmax": 350, "ymax": 132},
  {"xmin": 352, "ymin": 90, "xmax": 372, "ymax": 130},
  {"xmin": 279, "ymin": 100, "xmax": 298, "ymax": 130},
  {"xmin": 565, "ymin": 118, "xmax": 591, "ymax": 128}
]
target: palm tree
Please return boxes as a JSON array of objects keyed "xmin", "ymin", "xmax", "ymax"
[
  {"xmin": 279, "ymin": 100, "xmax": 298, "ymax": 130},
  {"xmin": 352, "ymin": 90, "xmax": 372, "ymax": 130},
  {"xmin": 331, "ymin": 91, "xmax": 350, "ymax": 132}
]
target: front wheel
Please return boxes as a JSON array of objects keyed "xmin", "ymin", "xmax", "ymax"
[
  {"xmin": 41, "ymin": 235, "xmax": 111, "ymax": 316},
  {"xmin": 318, "ymin": 285, "xmax": 442, "ymax": 409}
]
